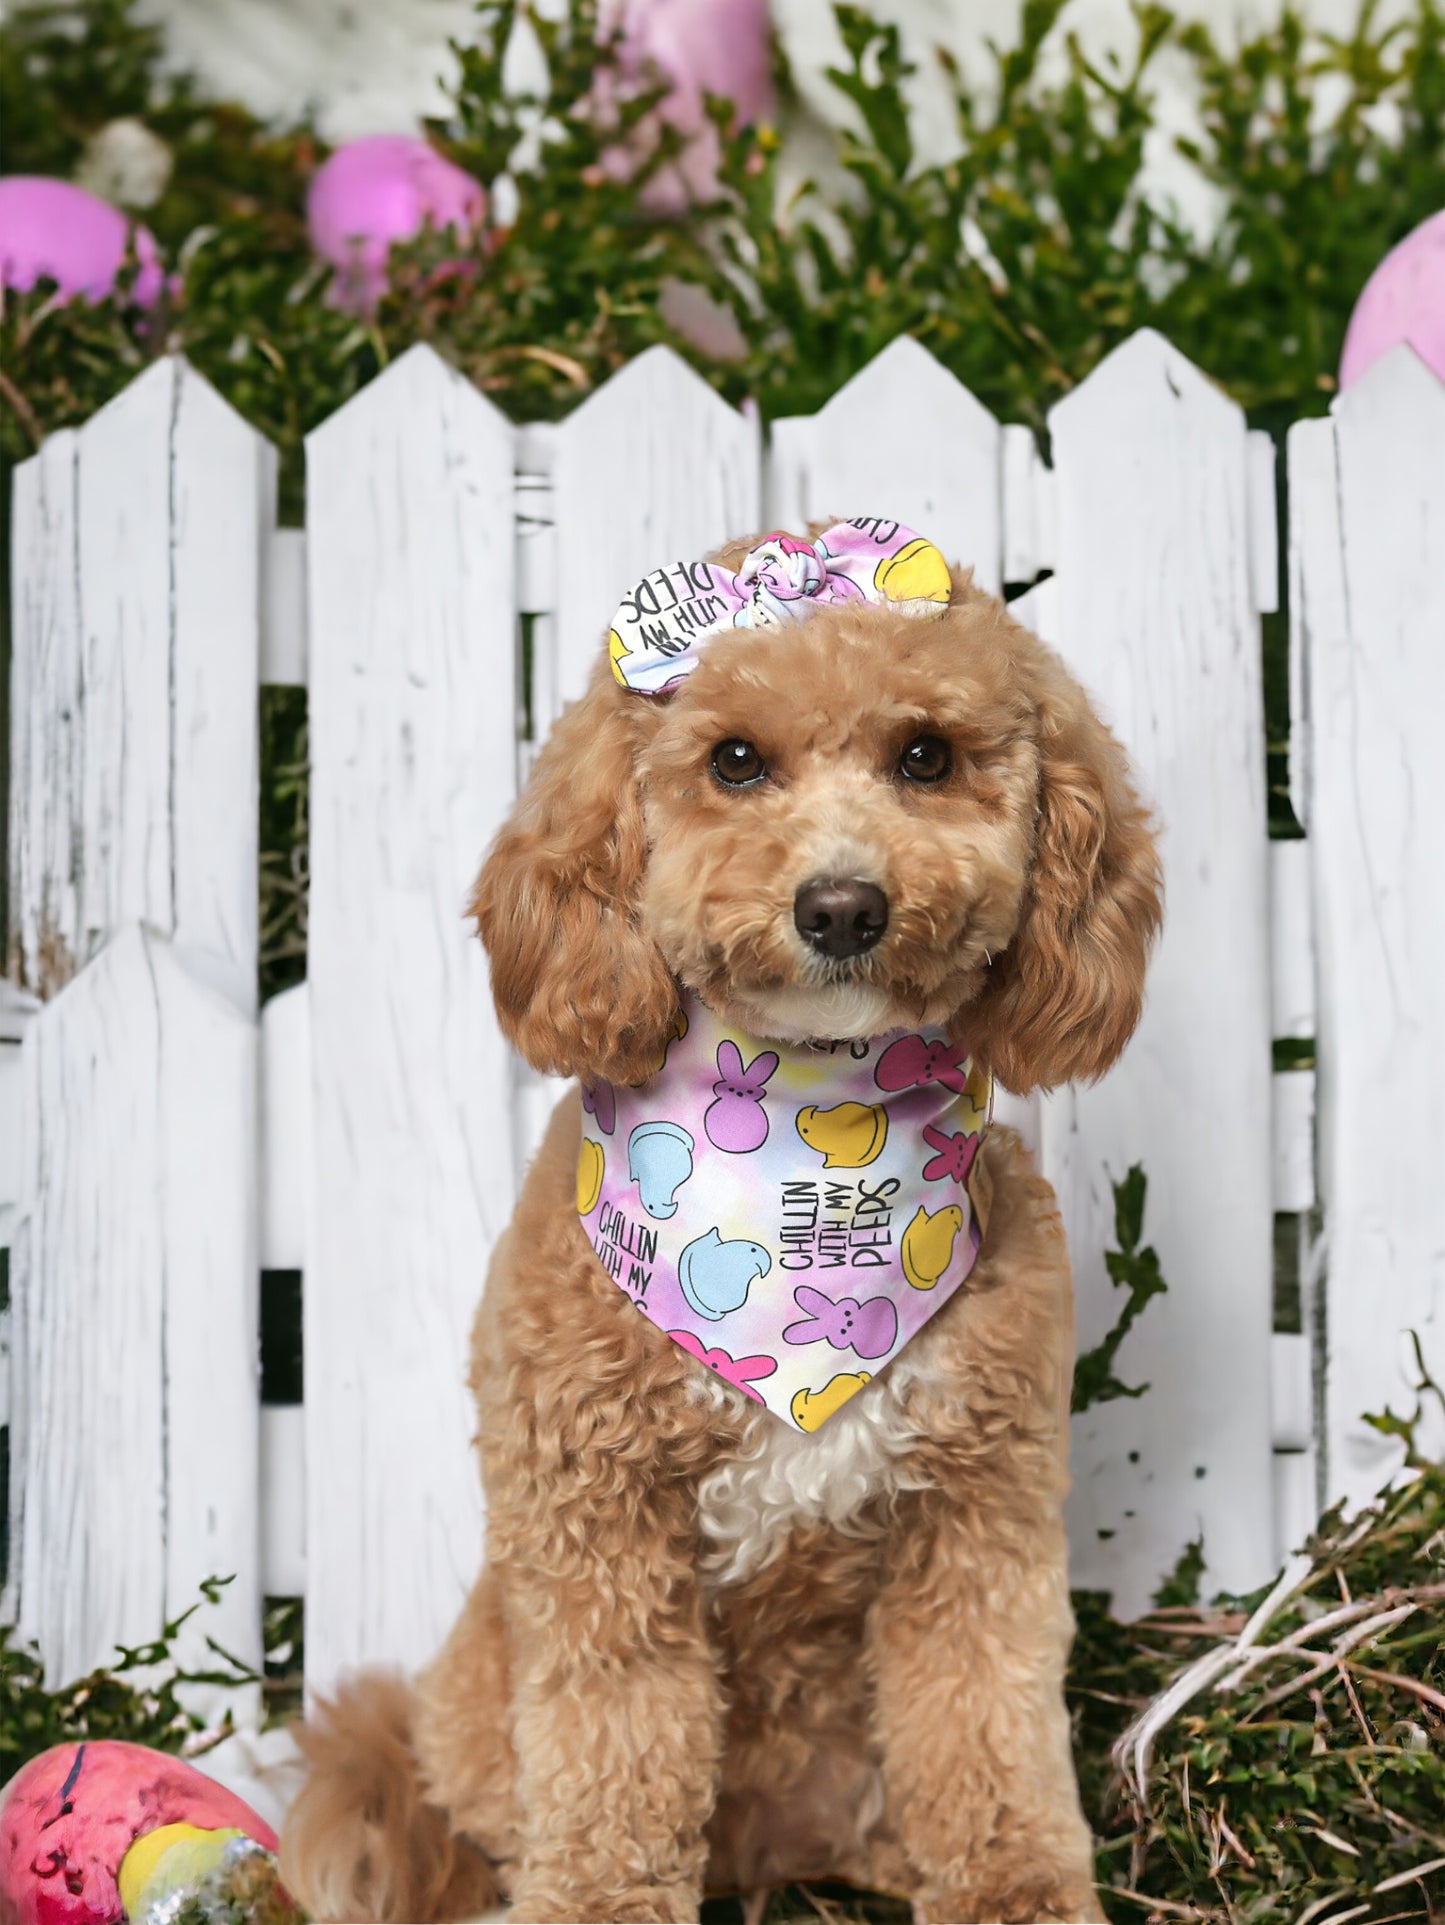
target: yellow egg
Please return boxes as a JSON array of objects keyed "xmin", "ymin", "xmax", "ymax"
[
  {"xmin": 608, "ymin": 628, "xmax": 630, "ymax": 684},
  {"xmin": 791, "ymin": 1371, "xmax": 872, "ymax": 1431},
  {"xmin": 119, "ymin": 1825, "xmax": 244, "ymax": 1918},
  {"xmin": 795, "ymin": 1101, "xmax": 889, "ymax": 1169},
  {"xmin": 901, "ymin": 1203, "xmax": 964, "ymax": 1290},
  {"xmin": 576, "ymin": 1138, "xmax": 605, "ymax": 1216},
  {"xmin": 873, "ymin": 537, "xmax": 952, "ymax": 608}
]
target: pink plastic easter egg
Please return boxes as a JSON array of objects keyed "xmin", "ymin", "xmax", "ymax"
[
  {"xmin": 1339, "ymin": 208, "xmax": 1445, "ymax": 390},
  {"xmin": 0, "ymin": 1740, "xmax": 279, "ymax": 1924},
  {"xmin": 307, "ymin": 134, "xmax": 485, "ymax": 311},
  {"xmin": 0, "ymin": 177, "xmax": 164, "ymax": 307},
  {"xmin": 604, "ymin": 0, "xmax": 774, "ymax": 210}
]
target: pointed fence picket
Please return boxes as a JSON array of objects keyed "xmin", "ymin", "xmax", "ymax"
[
  {"xmin": 1035, "ymin": 331, "xmax": 1277, "ymax": 1613},
  {"xmin": 4, "ymin": 928, "xmax": 259, "ymax": 1693},
  {"xmin": 303, "ymin": 344, "xmax": 519, "ymax": 1692},
  {"xmin": 6, "ymin": 360, "xmax": 264, "ymax": 1011},
  {"xmin": 3, "ymin": 362, "xmax": 266, "ymax": 1692},
  {"xmin": 1290, "ymin": 347, "xmax": 1445, "ymax": 1503},
  {"xmin": 4, "ymin": 335, "xmax": 1443, "ymax": 1711}
]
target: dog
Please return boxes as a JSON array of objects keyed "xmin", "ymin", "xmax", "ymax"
[{"xmin": 281, "ymin": 521, "xmax": 1161, "ymax": 1924}]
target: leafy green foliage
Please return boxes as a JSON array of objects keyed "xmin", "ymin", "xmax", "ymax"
[
  {"xmin": 0, "ymin": 1584, "xmax": 306, "ymax": 1780},
  {"xmin": 418, "ymin": 0, "xmax": 720, "ymax": 418},
  {"xmin": 0, "ymin": 0, "xmax": 717, "ymax": 505},
  {"xmin": 1073, "ymin": 1164, "xmax": 1170, "ymax": 1415},
  {"xmin": 4, "ymin": 0, "xmax": 1443, "ymax": 465},
  {"xmin": 0, "ymin": 1578, "xmax": 254, "ymax": 1782},
  {"xmin": 711, "ymin": 0, "xmax": 1443, "ymax": 441}
]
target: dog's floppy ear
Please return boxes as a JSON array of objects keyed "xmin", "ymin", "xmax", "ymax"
[
  {"xmin": 966, "ymin": 643, "xmax": 1162, "ymax": 1093},
  {"xmin": 470, "ymin": 661, "xmax": 680, "ymax": 1084}
]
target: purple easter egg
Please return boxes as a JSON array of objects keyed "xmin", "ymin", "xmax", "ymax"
[
  {"xmin": 0, "ymin": 177, "xmax": 164, "ymax": 306},
  {"xmin": 1340, "ymin": 209, "xmax": 1445, "ymax": 391},
  {"xmin": 306, "ymin": 136, "xmax": 485, "ymax": 312}
]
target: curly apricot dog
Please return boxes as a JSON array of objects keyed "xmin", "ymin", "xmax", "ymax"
[{"xmin": 282, "ymin": 526, "xmax": 1161, "ymax": 1924}]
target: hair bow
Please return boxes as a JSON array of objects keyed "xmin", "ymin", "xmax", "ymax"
[{"xmin": 606, "ymin": 517, "xmax": 953, "ymax": 695}]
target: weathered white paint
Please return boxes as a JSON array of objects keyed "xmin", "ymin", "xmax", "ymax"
[
  {"xmin": 4, "ymin": 927, "xmax": 259, "ymax": 1691},
  {"xmin": 8, "ymin": 432, "xmax": 81, "ymax": 996},
  {"xmin": 545, "ymin": 346, "xmax": 759, "ymax": 723},
  {"xmin": 768, "ymin": 336, "xmax": 1002, "ymax": 594},
  {"xmin": 1295, "ymin": 347, "xmax": 1445, "ymax": 1501},
  {"xmin": 166, "ymin": 366, "xmax": 266, "ymax": 1010},
  {"xmin": 1285, "ymin": 416, "xmax": 1339, "ymax": 833},
  {"xmin": 304, "ymin": 344, "xmax": 517, "ymax": 1695},
  {"xmin": 7, "ymin": 361, "xmax": 262, "ymax": 1011},
  {"xmin": 1042, "ymin": 330, "xmax": 1275, "ymax": 1614}
]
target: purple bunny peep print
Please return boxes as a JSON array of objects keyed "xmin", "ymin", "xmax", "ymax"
[
  {"xmin": 783, "ymin": 1286, "xmax": 898, "ymax": 1360},
  {"xmin": 704, "ymin": 1039, "xmax": 780, "ymax": 1152}
]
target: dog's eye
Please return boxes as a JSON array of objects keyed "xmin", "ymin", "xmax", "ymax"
[
  {"xmin": 898, "ymin": 735, "xmax": 952, "ymax": 784},
  {"xmin": 712, "ymin": 739, "xmax": 767, "ymax": 787}
]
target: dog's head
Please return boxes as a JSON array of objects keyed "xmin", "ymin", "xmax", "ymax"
[{"xmin": 472, "ymin": 536, "xmax": 1161, "ymax": 1094}]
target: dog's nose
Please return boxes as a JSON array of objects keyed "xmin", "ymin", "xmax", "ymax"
[{"xmin": 793, "ymin": 878, "xmax": 889, "ymax": 958}]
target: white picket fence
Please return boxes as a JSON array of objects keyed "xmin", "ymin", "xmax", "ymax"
[{"xmin": 2, "ymin": 331, "xmax": 1442, "ymax": 1708}]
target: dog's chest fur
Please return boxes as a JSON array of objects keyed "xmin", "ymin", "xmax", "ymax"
[{"xmin": 695, "ymin": 1358, "xmax": 926, "ymax": 1588}]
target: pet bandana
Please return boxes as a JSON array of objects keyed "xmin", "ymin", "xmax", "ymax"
[
  {"xmin": 576, "ymin": 993, "xmax": 992, "ymax": 1431},
  {"xmin": 607, "ymin": 518, "xmax": 953, "ymax": 694}
]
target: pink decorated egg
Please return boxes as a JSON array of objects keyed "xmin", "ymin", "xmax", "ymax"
[
  {"xmin": 1339, "ymin": 208, "xmax": 1445, "ymax": 390},
  {"xmin": 603, "ymin": 0, "xmax": 774, "ymax": 210},
  {"xmin": 306, "ymin": 134, "xmax": 485, "ymax": 311},
  {"xmin": 0, "ymin": 178, "xmax": 165, "ymax": 307},
  {"xmin": 0, "ymin": 1741, "xmax": 295, "ymax": 1924}
]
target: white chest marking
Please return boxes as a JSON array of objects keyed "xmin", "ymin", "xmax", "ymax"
[{"xmin": 696, "ymin": 1361, "xmax": 927, "ymax": 1588}]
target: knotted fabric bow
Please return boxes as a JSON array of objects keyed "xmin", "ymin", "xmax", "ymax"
[{"xmin": 607, "ymin": 517, "xmax": 953, "ymax": 694}]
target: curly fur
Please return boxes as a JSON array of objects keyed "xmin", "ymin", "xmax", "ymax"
[{"xmin": 282, "ymin": 545, "xmax": 1161, "ymax": 1923}]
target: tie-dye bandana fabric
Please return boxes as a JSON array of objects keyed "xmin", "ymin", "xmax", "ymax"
[
  {"xmin": 576, "ymin": 994, "xmax": 992, "ymax": 1431},
  {"xmin": 607, "ymin": 518, "xmax": 953, "ymax": 695}
]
